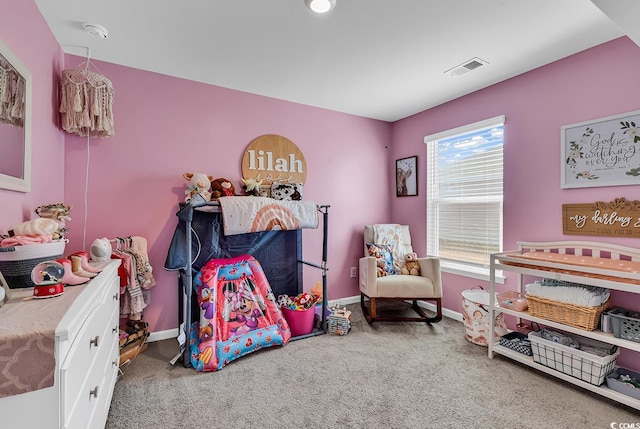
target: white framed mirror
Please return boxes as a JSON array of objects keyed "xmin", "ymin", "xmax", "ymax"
[{"xmin": 0, "ymin": 37, "xmax": 31, "ymax": 192}]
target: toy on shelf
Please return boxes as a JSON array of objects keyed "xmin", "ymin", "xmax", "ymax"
[
  {"xmin": 211, "ymin": 178, "xmax": 236, "ymax": 200},
  {"xmin": 183, "ymin": 172, "xmax": 213, "ymax": 202},
  {"xmin": 240, "ymin": 177, "xmax": 264, "ymax": 196}
]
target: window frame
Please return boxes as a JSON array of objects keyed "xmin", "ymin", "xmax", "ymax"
[{"xmin": 424, "ymin": 115, "xmax": 506, "ymax": 283}]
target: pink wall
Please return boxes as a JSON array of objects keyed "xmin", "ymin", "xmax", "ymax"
[
  {"xmin": 0, "ymin": 124, "xmax": 24, "ymax": 178},
  {"xmin": 0, "ymin": 0, "xmax": 65, "ymax": 230},
  {"xmin": 4, "ymin": 3, "xmax": 640, "ymax": 371},
  {"xmin": 62, "ymin": 57, "xmax": 392, "ymax": 333},
  {"xmin": 391, "ymin": 36, "xmax": 640, "ymax": 370}
]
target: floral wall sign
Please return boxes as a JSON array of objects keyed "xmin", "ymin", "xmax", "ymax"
[{"xmin": 561, "ymin": 109, "xmax": 640, "ymax": 188}]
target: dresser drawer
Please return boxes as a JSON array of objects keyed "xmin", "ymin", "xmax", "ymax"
[
  {"xmin": 65, "ymin": 333, "xmax": 119, "ymax": 429},
  {"xmin": 86, "ymin": 338, "xmax": 120, "ymax": 429},
  {"xmin": 61, "ymin": 297, "xmax": 119, "ymax": 427}
]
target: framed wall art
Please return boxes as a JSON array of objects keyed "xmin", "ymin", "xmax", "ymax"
[
  {"xmin": 396, "ymin": 156, "xmax": 417, "ymax": 197},
  {"xmin": 561, "ymin": 109, "xmax": 640, "ymax": 189}
]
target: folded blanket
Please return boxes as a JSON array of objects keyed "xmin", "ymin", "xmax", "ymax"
[
  {"xmin": 1, "ymin": 234, "xmax": 53, "ymax": 247},
  {"xmin": 218, "ymin": 196, "xmax": 318, "ymax": 236},
  {"xmin": 373, "ymin": 224, "xmax": 405, "ymax": 274},
  {"xmin": 11, "ymin": 218, "xmax": 58, "ymax": 236}
]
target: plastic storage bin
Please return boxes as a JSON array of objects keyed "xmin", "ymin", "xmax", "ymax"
[
  {"xmin": 528, "ymin": 330, "xmax": 619, "ymax": 385},
  {"xmin": 606, "ymin": 307, "xmax": 640, "ymax": 343},
  {"xmin": 606, "ymin": 367, "xmax": 640, "ymax": 400},
  {"xmin": 281, "ymin": 306, "xmax": 315, "ymax": 337},
  {"xmin": 496, "ymin": 291, "xmax": 528, "ymax": 311}
]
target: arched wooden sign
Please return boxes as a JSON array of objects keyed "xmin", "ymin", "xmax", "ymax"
[{"xmin": 241, "ymin": 134, "xmax": 307, "ymax": 185}]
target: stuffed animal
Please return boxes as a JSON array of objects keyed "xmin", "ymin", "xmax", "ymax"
[
  {"xmin": 401, "ymin": 252, "xmax": 421, "ymax": 276},
  {"xmin": 241, "ymin": 177, "xmax": 263, "ymax": 196},
  {"xmin": 211, "ymin": 178, "xmax": 236, "ymax": 200},
  {"xmin": 184, "ymin": 172, "xmax": 213, "ymax": 202},
  {"xmin": 376, "ymin": 258, "xmax": 387, "ymax": 277}
]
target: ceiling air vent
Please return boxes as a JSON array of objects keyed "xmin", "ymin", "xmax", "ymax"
[{"xmin": 445, "ymin": 57, "xmax": 488, "ymax": 77}]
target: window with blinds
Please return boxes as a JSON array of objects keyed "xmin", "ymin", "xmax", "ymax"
[{"xmin": 425, "ymin": 116, "xmax": 504, "ymax": 269}]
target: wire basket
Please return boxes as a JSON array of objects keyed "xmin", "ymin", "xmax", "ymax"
[
  {"xmin": 529, "ymin": 330, "xmax": 619, "ymax": 386},
  {"xmin": 497, "ymin": 291, "xmax": 528, "ymax": 311},
  {"xmin": 0, "ymin": 241, "xmax": 66, "ymax": 288},
  {"xmin": 526, "ymin": 294, "xmax": 609, "ymax": 331}
]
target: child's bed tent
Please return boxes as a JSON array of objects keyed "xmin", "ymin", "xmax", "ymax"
[{"xmin": 164, "ymin": 196, "xmax": 329, "ymax": 370}]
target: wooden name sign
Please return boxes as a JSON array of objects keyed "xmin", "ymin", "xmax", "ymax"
[
  {"xmin": 241, "ymin": 134, "xmax": 307, "ymax": 185},
  {"xmin": 563, "ymin": 198, "xmax": 640, "ymax": 238}
]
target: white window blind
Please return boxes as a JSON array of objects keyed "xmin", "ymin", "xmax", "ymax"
[{"xmin": 425, "ymin": 116, "xmax": 504, "ymax": 268}]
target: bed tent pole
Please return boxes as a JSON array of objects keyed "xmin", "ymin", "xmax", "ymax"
[
  {"xmin": 170, "ymin": 195, "xmax": 206, "ymax": 367},
  {"xmin": 296, "ymin": 204, "xmax": 330, "ymax": 338}
]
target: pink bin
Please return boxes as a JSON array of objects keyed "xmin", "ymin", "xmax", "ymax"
[{"xmin": 282, "ymin": 307, "xmax": 315, "ymax": 337}]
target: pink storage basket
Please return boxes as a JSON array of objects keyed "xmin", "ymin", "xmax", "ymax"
[{"xmin": 282, "ymin": 307, "xmax": 315, "ymax": 337}]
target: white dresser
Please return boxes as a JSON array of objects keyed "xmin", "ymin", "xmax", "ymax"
[{"xmin": 0, "ymin": 260, "xmax": 121, "ymax": 429}]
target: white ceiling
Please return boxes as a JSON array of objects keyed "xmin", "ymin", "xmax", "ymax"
[{"xmin": 34, "ymin": 0, "xmax": 629, "ymax": 122}]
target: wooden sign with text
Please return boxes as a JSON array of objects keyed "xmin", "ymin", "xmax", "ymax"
[
  {"xmin": 563, "ymin": 198, "xmax": 640, "ymax": 238},
  {"xmin": 241, "ymin": 134, "xmax": 307, "ymax": 185}
]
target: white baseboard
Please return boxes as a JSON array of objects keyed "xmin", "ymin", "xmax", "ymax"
[
  {"xmin": 146, "ymin": 297, "xmax": 462, "ymax": 342},
  {"xmin": 147, "ymin": 328, "xmax": 179, "ymax": 343}
]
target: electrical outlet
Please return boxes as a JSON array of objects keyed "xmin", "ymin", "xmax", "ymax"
[{"xmin": 350, "ymin": 267, "xmax": 357, "ymax": 278}]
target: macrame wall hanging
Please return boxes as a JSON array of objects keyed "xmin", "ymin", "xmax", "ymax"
[
  {"xmin": 59, "ymin": 60, "xmax": 115, "ymax": 138},
  {"xmin": 0, "ymin": 54, "xmax": 25, "ymax": 127}
]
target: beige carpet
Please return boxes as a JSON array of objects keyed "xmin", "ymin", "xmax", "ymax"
[{"xmin": 106, "ymin": 302, "xmax": 638, "ymax": 429}]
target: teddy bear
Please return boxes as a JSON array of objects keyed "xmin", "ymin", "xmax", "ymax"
[
  {"xmin": 183, "ymin": 172, "xmax": 213, "ymax": 202},
  {"xmin": 401, "ymin": 252, "xmax": 421, "ymax": 276},
  {"xmin": 376, "ymin": 258, "xmax": 387, "ymax": 277},
  {"xmin": 210, "ymin": 178, "xmax": 236, "ymax": 200}
]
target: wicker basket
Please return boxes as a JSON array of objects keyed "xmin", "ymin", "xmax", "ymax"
[
  {"xmin": 497, "ymin": 291, "xmax": 528, "ymax": 311},
  {"xmin": 0, "ymin": 241, "xmax": 66, "ymax": 288},
  {"xmin": 526, "ymin": 294, "xmax": 609, "ymax": 331}
]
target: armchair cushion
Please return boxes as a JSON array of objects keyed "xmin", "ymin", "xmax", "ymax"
[{"xmin": 365, "ymin": 243, "xmax": 395, "ymax": 276}]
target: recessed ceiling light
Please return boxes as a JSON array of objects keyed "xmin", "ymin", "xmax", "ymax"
[
  {"xmin": 83, "ymin": 23, "xmax": 109, "ymax": 39},
  {"xmin": 305, "ymin": 0, "xmax": 336, "ymax": 14}
]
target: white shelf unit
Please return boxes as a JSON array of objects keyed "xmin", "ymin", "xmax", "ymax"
[{"xmin": 488, "ymin": 240, "xmax": 640, "ymax": 411}]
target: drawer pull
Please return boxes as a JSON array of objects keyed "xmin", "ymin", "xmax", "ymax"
[
  {"xmin": 89, "ymin": 386, "xmax": 99, "ymax": 399},
  {"xmin": 113, "ymin": 293, "xmax": 119, "ymax": 300},
  {"xmin": 90, "ymin": 336, "xmax": 100, "ymax": 348},
  {"xmin": 112, "ymin": 359, "xmax": 119, "ymax": 367},
  {"xmin": 113, "ymin": 325, "xmax": 118, "ymax": 334}
]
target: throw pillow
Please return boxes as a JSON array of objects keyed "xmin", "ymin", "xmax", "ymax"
[
  {"xmin": 271, "ymin": 182, "xmax": 303, "ymax": 201},
  {"xmin": 366, "ymin": 243, "xmax": 395, "ymax": 276}
]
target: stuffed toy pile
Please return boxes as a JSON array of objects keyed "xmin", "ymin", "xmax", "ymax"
[{"xmin": 277, "ymin": 292, "xmax": 320, "ymax": 310}]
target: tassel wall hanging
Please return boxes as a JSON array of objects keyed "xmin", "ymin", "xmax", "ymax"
[
  {"xmin": 0, "ymin": 54, "xmax": 25, "ymax": 127},
  {"xmin": 59, "ymin": 65, "xmax": 114, "ymax": 138}
]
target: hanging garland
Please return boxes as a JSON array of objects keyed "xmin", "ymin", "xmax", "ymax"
[{"xmin": 59, "ymin": 68, "xmax": 115, "ymax": 138}]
